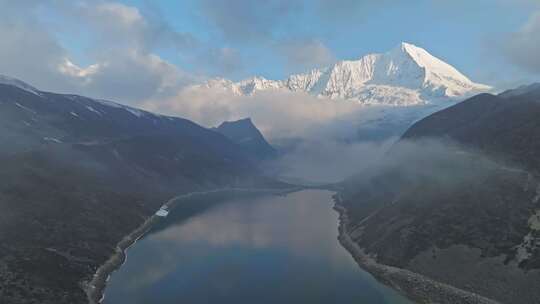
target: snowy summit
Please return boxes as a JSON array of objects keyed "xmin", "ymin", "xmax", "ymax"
[{"xmin": 201, "ymin": 42, "xmax": 491, "ymax": 106}]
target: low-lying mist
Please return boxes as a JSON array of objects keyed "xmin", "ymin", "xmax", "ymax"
[
  {"xmin": 342, "ymin": 137, "xmax": 529, "ymax": 198},
  {"xmin": 143, "ymin": 86, "xmax": 444, "ymax": 184},
  {"xmin": 265, "ymin": 138, "xmax": 398, "ymax": 184},
  {"xmin": 143, "ymin": 85, "xmax": 367, "ymax": 140}
]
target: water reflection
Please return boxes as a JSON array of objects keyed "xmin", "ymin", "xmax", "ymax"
[{"xmin": 104, "ymin": 190, "xmax": 412, "ymax": 304}]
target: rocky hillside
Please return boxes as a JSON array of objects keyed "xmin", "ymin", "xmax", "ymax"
[
  {"xmin": 339, "ymin": 85, "xmax": 540, "ymax": 304},
  {"xmin": 213, "ymin": 118, "xmax": 277, "ymax": 160},
  {"xmin": 0, "ymin": 76, "xmax": 283, "ymax": 304}
]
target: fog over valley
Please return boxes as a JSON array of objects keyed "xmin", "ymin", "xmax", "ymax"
[{"xmin": 1, "ymin": 1, "xmax": 540, "ymax": 304}]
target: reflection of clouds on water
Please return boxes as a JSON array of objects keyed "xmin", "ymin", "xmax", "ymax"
[
  {"xmin": 105, "ymin": 190, "xmax": 410, "ymax": 304},
  {"xmin": 117, "ymin": 190, "xmax": 350, "ymax": 291},
  {"xmin": 154, "ymin": 191, "xmax": 348, "ymax": 258},
  {"xmin": 155, "ymin": 205, "xmax": 273, "ymax": 248}
]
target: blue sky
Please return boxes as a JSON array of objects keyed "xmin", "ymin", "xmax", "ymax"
[
  {"xmin": 0, "ymin": 0, "xmax": 539, "ymax": 106},
  {"xmin": 95, "ymin": 0, "xmax": 537, "ymax": 85}
]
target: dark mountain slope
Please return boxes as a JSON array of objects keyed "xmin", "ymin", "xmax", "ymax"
[
  {"xmin": 339, "ymin": 86, "xmax": 540, "ymax": 304},
  {"xmin": 403, "ymin": 89, "xmax": 540, "ymax": 172},
  {"xmin": 499, "ymin": 83, "xmax": 540, "ymax": 99},
  {"xmin": 0, "ymin": 77, "xmax": 284, "ymax": 304},
  {"xmin": 0, "ymin": 82, "xmax": 250, "ymax": 159},
  {"xmin": 213, "ymin": 118, "xmax": 277, "ymax": 160}
]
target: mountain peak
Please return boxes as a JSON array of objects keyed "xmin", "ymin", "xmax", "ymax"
[
  {"xmin": 200, "ymin": 43, "xmax": 491, "ymax": 105},
  {"xmin": 397, "ymin": 41, "xmax": 423, "ymax": 53},
  {"xmin": 397, "ymin": 42, "xmax": 447, "ymax": 68},
  {"xmin": 389, "ymin": 42, "xmax": 475, "ymax": 86},
  {"xmin": 214, "ymin": 118, "xmax": 276, "ymax": 160},
  {"xmin": 382, "ymin": 42, "xmax": 492, "ymax": 97},
  {"xmin": 218, "ymin": 117, "xmax": 254, "ymax": 128},
  {"xmin": 393, "ymin": 41, "xmax": 438, "ymax": 59}
]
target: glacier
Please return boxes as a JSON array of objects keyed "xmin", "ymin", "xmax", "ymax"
[{"xmin": 198, "ymin": 42, "xmax": 491, "ymax": 106}]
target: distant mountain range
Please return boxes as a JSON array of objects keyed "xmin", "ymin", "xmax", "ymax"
[{"xmin": 198, "ymin": 42, "xmax": 491, "ymax": 106}]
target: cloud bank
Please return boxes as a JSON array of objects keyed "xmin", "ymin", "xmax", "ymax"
[
  {"xmin": 0, "ymin": 0, "xmax": 196, "ymax": 104},
  {"xmin": 500, "ymin": 10, "xmax": 540, "ymax": 74},
  {"xmin": 143, "ymin": 86, "xmax": 368, "ymax": 140}
]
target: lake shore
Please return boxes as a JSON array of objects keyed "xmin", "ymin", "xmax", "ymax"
[
  {"xmin": 83, "ymin": 187, "xmax": 301, "ymax": 304},
  {"xmin": 332, "ymin": 194, "xmax": 500, "ymax": 304}
]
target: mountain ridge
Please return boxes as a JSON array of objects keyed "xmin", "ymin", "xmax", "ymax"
[
  {"xmin": 338, "ymin": 83, "xmax": 540, "ymax": 304},
  {"xmin": 199, "ymin": 42, "xmax": 491, "ymax": 106},
  {"xmin": 0, "ymin": 76, "xmax": 287, "ymax": 304}
]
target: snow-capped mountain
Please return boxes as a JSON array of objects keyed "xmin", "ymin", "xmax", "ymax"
[{"xmin": 201, "ymin": 42, "xmax": 491, "ymax": 106}]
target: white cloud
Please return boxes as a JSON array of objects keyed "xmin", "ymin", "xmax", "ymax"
[
  {"xmin": 140, "ymin": 82, "xmax": 432, "ymax": 182},
  {"xmin": 142, "ymin": 86, "xmax": 367, "ymax": 140},
  {"xmin": 96, "ymin": 2, "xmax": 144, "ymax": 27},
  {"xmin": 58, "ymin": 59, "xmax": 102, "ymax": 79},
  {"xmin": 268, "ymin": 138, "xmax": 397, "ymax": 183},
  {"xmin": 499, "ymin": 10, "xmax": 540, "ymax": 74},
  {"xmin": 193, "ymin": 47, "xmax": 245, "ymax": 76},
  {"xmin": 0, "ymin": 1, "xmax": 198, "ymax": 104},
  {"xmin": 0, "ymin": 20, "xmax": 68, "ymax": 91},
  {"xmin": 72, "ymin": 50, "xmax": 193, "ymax": 103},
  {"xmin": 277, "ymin": 39, "xmax": 336, "ymax": 72},
  {"xmin": 197, "ymin": 0, "xmax": 301, "ymax": 44},
  {"xmin": 64, "ymin": 1, "xmax": 196, "ymax": 52}
]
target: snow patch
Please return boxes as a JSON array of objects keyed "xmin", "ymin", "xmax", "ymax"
[
  {"xmin": 124, "ymin": 107, "xmax": 143, "ymax": 117},
  {"xmin": 14, "ymin": 102, "xmax": 37, "ymax": 114},
  {"xmin": 86, "ymin": 106, "xmax": 103, "ymax": 116},
  {"xmin": 43, "ymin": 137, "xmax": 63, "ymax": 143},
  {"xmin": 95, "ymin": 99, "xmax": 124, "ymax": 109},
  {"xmin": 95, "ymin": 99, "xmax": 148, "ymax": 118}
]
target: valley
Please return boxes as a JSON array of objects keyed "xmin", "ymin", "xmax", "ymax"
[
  {"xmin": 0, "ymin": 8, "xmax": 539, "ymax": 302},
  {"xmin": 102, "ymin": 190, "xmax": 413, "ymax": 304},
  {"xmin": 0, "ymin": 78, "xmax": 289, "ymax": 303}
]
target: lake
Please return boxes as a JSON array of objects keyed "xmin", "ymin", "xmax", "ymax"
[{"xmin": 104, "ymin": 189, "xmax": 413, "ymax": 304}]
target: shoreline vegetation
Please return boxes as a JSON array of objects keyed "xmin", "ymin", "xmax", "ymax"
[
  {"xmin": 332, "ymin": 193, "xmax": 500, "ymax": 304},
  {"xmin": 83, "ymin": 187, "xmax": 301, "ymax": 304}
]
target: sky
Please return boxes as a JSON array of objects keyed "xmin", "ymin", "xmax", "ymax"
[{"xmin": 0, "ymin": 0, "xmax": 540, "ymax": 115}]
